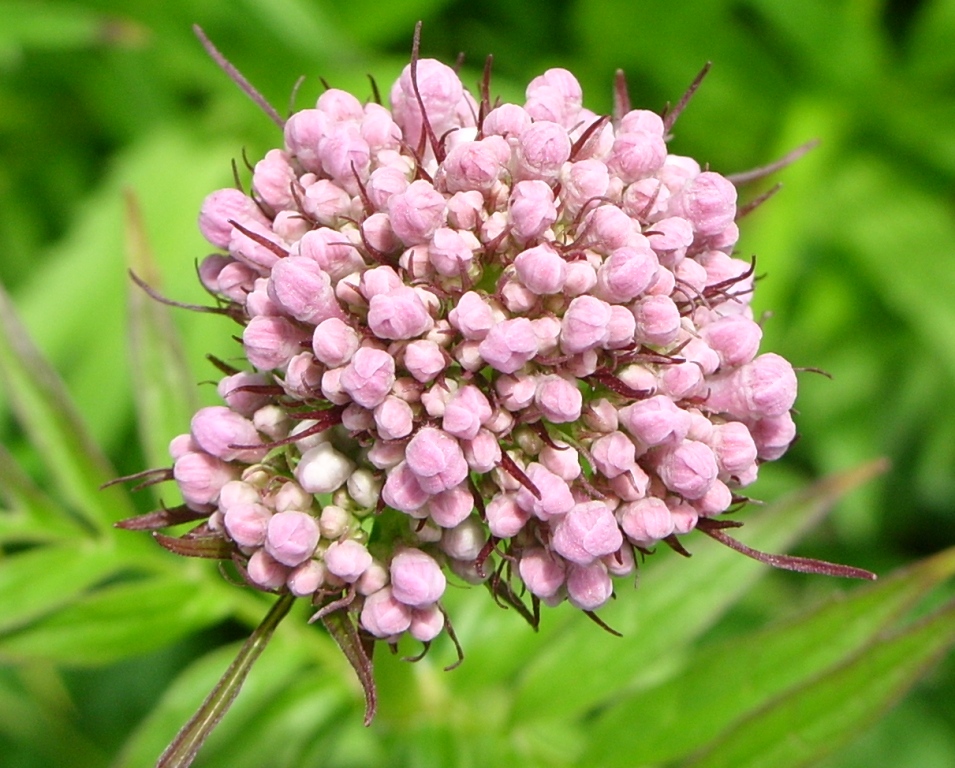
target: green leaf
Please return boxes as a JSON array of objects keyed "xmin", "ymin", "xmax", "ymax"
[
  {"xmin": 0, "ymin": 281, "xmax": 134, "ymax": 533},
  {"xmin": 0, "ymin": 543, "xmax": 126, "ymax": 634},
  {"xmin": 123, "ymin": 190, "xmax": 200, "ymax": 473},
  {"xmin": 511, "ymin": 460, "xmax": 886, "ymax": 722},
  {"xmin": 0, "ymin": 574, "xmax": 234, "ymax": 665},
  {"xmin": 682, "ymin": 600, "xmax": 955, "ymax": 768},
  {"xmin": 589, "ymin": 546, "xmax": 955, "ymax": 767}
]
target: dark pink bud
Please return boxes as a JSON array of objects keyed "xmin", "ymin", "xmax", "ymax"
[
  {"xmin": 515, "ymin": 463, "xmax": 575, "ymax": 520},
  {"xmin": 318, "ymin": 121, "xmax": 370, "ymax": 185},
  {"xmin": 560, "ymin": 159, "xmax": 611, "ymax": 214},
  {"xmin": 283, "ymin": 108, "xmax": 328, "ymax": 173},
  {"xmin": 748, "ymin": 412, "xmax": 797, "ymax": 461},
  {"xmin": 430, "ymin": 227, "xmax": 481, "ymax": 277},
  {"xmin": 439, "ymin": 138, "xmax": 506, "ymax": 194},
  {"xmin": 632, "ymin": 295, "xmax": 682, "ymax": 347},
  {"xmin": 409, "ymin": 605, "xmax": 445, "ymax": 642},
  {"xmin": 252, "ymin": 149, "xmax": 297, "ymax": 210},
  {"xmin": 442, "ymin": 385, "xmax": 492, "ymax": 440},
  {"xmin": 229, "ymin": 219, "xmax": 284, "ymax": 272},
  {"xmin": 448, "ymin": 291, "xmax": 494, "ymax": 340},
  {"xmin": 381, "ymin": 461, "xmax": 430, "ymax": 512},
  {"xmin": 339, "ymin": 347, "xmax": 396, "ymax": 408},
  {"xmin": 552, "ymin": 501, "xmax": 623, "ymax": 565},
  {"xmin": 403, "ymin": 339, "xmax": 447, "ymax": 383},
  {"xmin": 390, "ymin": 548, "xmax": 446, "ymax": 607},
  {"xmin": 191, "ymin": 406, "xmax": 265, "ymax": 463},
  {"xmin": 707, "ymin": 353, "xmax": 797, "ymax": 419}
]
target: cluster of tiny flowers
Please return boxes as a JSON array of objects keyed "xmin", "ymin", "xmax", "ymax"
[{"xmin": 166, "ymin": 58, "xmax": 798, "ymax": 645}]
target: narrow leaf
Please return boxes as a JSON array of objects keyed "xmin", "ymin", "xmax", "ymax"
[
  {"xmin": 0, "ymin": 281, "xmax": 134, "ymax": 531},
  {"xmin": 0, "ymin": 575, "xmax": 235, "ymax": 665},
  {"xmin": 590, "ymin": 546, "xmax": 955, "ymax": 766},
  {"xmin": 683, "ymin": 601, "xmax": 955, "ymax": 768},
  {"xmin": 0, "ymin": 544, "xmax": 125, "ymax": 634},
  {"xmin": 322, "ymin": 607, "xmax": 378, "ymax": 725},
  {"xmin": 153, "ymin": 532, "xmax": 233, "ymax": 559},
  {"xmin": 0, "ymin": 442, "xmax": 84, "ymax": 541},
  {"xmin": 157, "ymin": 592, "xmax": 295, "ymax": 768}
]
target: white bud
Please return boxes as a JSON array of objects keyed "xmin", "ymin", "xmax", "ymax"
[{"xmin": 295, "ymin": 443, "xmax": 355, "ymax": 494}]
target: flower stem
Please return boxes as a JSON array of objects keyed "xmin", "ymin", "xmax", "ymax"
[{"xmin": 156, "ymin": 592, "xmax": 296, "ymax": 768}]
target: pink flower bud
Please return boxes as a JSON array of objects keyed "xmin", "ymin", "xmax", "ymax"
[
  {"xmin": 267, "ymin": 256, "xmax": 343, "ymax": 325},
  {"xmin": 311, "ymin": 317, "xmax": 359, "ymax": 367},
  {"xmin": 618, "ymin": 109, "xmax": 665, "ymax": 136},
  {"xmin": 591, "ymin": 431, "xmax": 637, "ymax": 478},
  {"xmin": 441, "ymin": 516, "xmax": 485, "ymax": 561},
  {"xmin": 535, "ymin": 374, "xmax": 582, "ymax": 423},
  {"xmin": 562, "ymin": 260, "xmax": 598, "ymax": 296},
  {"xmin": 409, "ymin": 605, "xmax": 445, "ymax": 642},
  {"xmin": 515, "ymin": 463, "xmax": 575, "ymax": 520},
  {"xmin": 525, "ymin": 68, "xmax": 583, "ymax": 126},
  {"xmin": 655, "ymin": 440, "xmax": 718, "ymax": 499},
  {"xmin": 341, "ymin": 400, "xmax": 375, "ymax": 434},
  {"xmin": 243, "ymin": 316, "xmax": 309, "ymax": 371},
  {"xmin": 191, "ymin": 406, "xmax": 265, "ymax": 464},
  {"xmin": 228, "ymin": 219, "xmax": 284, "ymax": 273},
  {"xmin": 403, "ymin": 339, "xmax": 447, "ymax": 383},
  {"xmin": 514, "ymin": 243, "xmax": 566, "ymax": 295},
  {"xmin": 669, "ymin": 171, "xmax": 737, "ymax": 237},
  {"xmin": 405, "ymin": 427, "xmax": 469, "ymax": 495},
  {"xmin": 609, "ymin": 465, "xmax": 651, "ymax": 501},
  {"xmin": 442, "ymin": 385, "xmax": 492, "ymax": 440},
  {"xmin": 198, "ymin": 188, "xmax": 269, "ymax": 249},
  {"xmin": 608, "ymin": 130, "xmax": 667, "ymax": 183},
  {"xmin": 390, "ymin": 548, "xmax": 446, "ymax": 607},
  {"xmin": 388, "ymin": 179, "xmax": 447, "ymax": 245},
  {"xmin": 566, "ymin": 560, "xmax": 613, "ymax": 610},
  {"xmin": 374, "ymin": 395, "xmax": 414, "ymax": 440},
  {"xmin": 368, "ymin": 286, "xmax": 433, "ymax": 340},
  {"xmin": 381, "ymin": 461, "xmax": 430, "ymax": 511},
  {"xmin": 595, "ymin": 245, "xmax": 659, "ymax": 303},
  {"xmin": 339, "ymin": 347, "xmax": 396, "ymax": 408},
  {"xmin": 539, "ymin": 441, "xmax": 581, "ymax": 481},
  {"xmin": 699, "ymin": 316, "xmax": 763, "ymax": 368},
  {"xmin": 367, "ymin": 166, "xmax": 410, "ymax": 210},
  {"xmin": 252, "ymin": 149, "xmax": 297, "ymax": 210},
  {"xmin": 495, "ymin": 373, "xmax": 537, "ymax": 411},
  {"xmin": 583, "ymin": 398, "xmax": 620, "ymax": 433},
  {"xmin": 427, "ymin": 484, "xmax": 474, "ymax": 528},
  {"xmin": 360, "ymin": 586, "xmax": 412, "ymax": 638},
  {"xmin": 552, "ymin": 501, "xmax": 623, "ymax": 565},
  {"xmin": 516, "ymin": 120, "xmax": 571, "ymax": 181},
  {"xmin": 439, "ymin": 138, "xmax": 506, "ymax": 194},
  {"xmin": 428, "ymin": 227, "xmax": 479, "ymax": 277},
  {"xmin": 297, "ymin": 227, "xmax": 363, "ymax": 280},
  {"xmin": 287, "ymin": 560, "xmax": 325, "ymax": 596},
  {"xmin": 481, "ymin": 492, "xmax": 526, "ymax": 537},
  {"xmin": 501, "ymin": 280, "xmax": 537, "ymax": 313},
  {"xmin": 482, "ymin": 103, "xmax": 532, "ymax": 138},
  {"xmin": 509, "ymin": 180, "xmax": 558, "ymax": 242},
  {"xmin": 295, "ymin": 442, "xmax": 356, "ymax": 494},
  {"xmin": 618, "ymin": 497, "xmax": 674, "ymax": 545},
  {"xmin": 586, "ymin": 205, "xmax": 640, "ymax": 253},
  {"xmin": 283, "ymin": 108, "xmax": 328, "ymax": 172},
  {"xmin": 223, "ymin": 502, "xmax": 271, "ymax": 547},
  {"xmin": 632, "ymin": 295, "xmax": 682, "ymax": 346},
  {"xmin": 560, "ymin": 159, "xmax": 611, "ymax": 214},
  {"xmin": 446, "ymin": 190, "xmax": 485, "ymax": 230},
  {"xmin": 708, "ymin": 421, "xmax": 758, "ymax": 479},
  {"xmin": 619, "ymin": 395, "xmax": 692, "ymax": 447},
  {"xmin": 318, "ymin": 121, "xmax": 370, "ymax": 186},
  {"xmin": 264, "ymin": 510, "xmax": 320, "ymax": 567},
  {"xmin": 707, "ymin": 353, "xmax": 797, "ymax": 419},
  {"xmin": 324, "ymin": 539, "xmax": 373, "ymax": 583},
  {"xmin": 519, "ymin": 548, "xmax": 566, "ymax": 598},
  {"xmin": 605, "ymin": 305, "xmax": 637, "ymax": 349},
  {"xmin": 247, "ymin": 549, "xmax": 289, "ymax": 591},
  {"xmin": 392, "ymin": 59, "xmax": 467, "ymax": 142},
  {"xmin": 218, "ymin": 372, "xmax": 272, "ymax": 417},
  {"xmin": 748, "ymin": 412, "xmax": 797, "ymax": 461},
  {"xmin": 560, "ymin": 295, "xmax": 611, "ymax": 354},
  {"xmin": 695, "ymin": 479, "xmax": 733, "ymax": 516},
  {"xmin": 282, "ymin": 353, "xmax": 323, "ymax": 400},
  {"xmin": 622, "ymin": 178, "xmax": 670, "ymax": 222},
  {"xmin": 215, "ymin": 261, "xmax": 257, "ymax": 302},
  {"xmin": 361, "ymin": 102, "xmax": 402, "ymax": 151},
  {"xmin": 668, "ymin": 500, "xmax": 700, "ymax": 535},
  {"xmin": 478, "ymin": 318, "xmax": 539, "ymax": 373},
  {"xmin": 448, "ymin": 291, "xmax": 494, "ymax": 341},
  {"xmin": 316, "ymin": 87, "xmax": 363, "ymax": 121}
]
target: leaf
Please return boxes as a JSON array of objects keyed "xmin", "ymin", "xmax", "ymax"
[
  {"xmin": 589, "ymin": 546, "xmax": 955, "ymax": 767},
  {"xmin": 124, "ymin": 190, "xmax": 200, "ymax": 473},
  {"xmin": 0, "ymin": 574, "xmax": 234, "ymax": 665},
  {"xmin": 0, "ymin": 280, "xmax": 134, "ymax": 533},
  {"xmin": 510, "ymin": 460, "xmax": 886, "ymax": 722},
  {"xmin": 0, "ymin": 543, "xmax": 126, "ymax": 634},
  {"xmin": 682, "ymin": 600, "xmax": 955, "ymax": 768}
]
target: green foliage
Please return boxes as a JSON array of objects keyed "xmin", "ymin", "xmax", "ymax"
[{"xmin": 2, "ymin": 0, "xmax": 954, "ymax": 765}]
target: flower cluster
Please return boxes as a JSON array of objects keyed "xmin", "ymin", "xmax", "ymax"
[{"xmin": 140, "ymin": 53, "xmax": 802, "ymax": 651}]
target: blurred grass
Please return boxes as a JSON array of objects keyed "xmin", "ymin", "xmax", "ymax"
[{"xmin": 1, "ymin": 0, "xmax": 954, "ymax": 765}]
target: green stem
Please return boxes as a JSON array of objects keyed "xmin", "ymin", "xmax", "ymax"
[{"xmin": 156, "ymin": 591, "xmax": 296, "ymax": 768}]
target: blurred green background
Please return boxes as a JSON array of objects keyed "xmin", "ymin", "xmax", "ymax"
[{"xmin": 2, "ymin": 0, "xmax": 955, "ymax": 766}]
